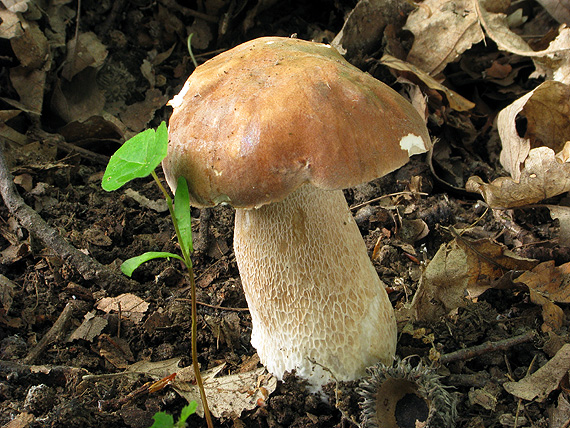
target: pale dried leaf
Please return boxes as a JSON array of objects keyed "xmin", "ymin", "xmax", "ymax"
[
  {"xmin": 96, "ymin": 293, "xmax": 149, "ymax": 323},
  {"xmin": 503, "ymin": 343, "xmax": 570, "ymax": 401},
  {"xmin": 497, "ymin": 81, "xmax": 570, "ymax": 180},
  {"xmin": 533, "ymin": 26, "xmax": 570, "ymax": 84},
  {"xmin": 125, "ymin": 357, "xmax": 183, "ymax": 379},
  {"xmin": 536, "ymin": 0, "xmax": 570, "ymax": 24},
  {"xmin": 124, "ymin": 188, "xmax": 168, "ymax": 213},
  {"xmin": 173, "ymin": 365, "xmax": 277, "ymax": 419},
  {"xmin": 1, "ymin": 0, "xmax": 29, "ymax": 13},
  {"xmin": 0, "ymin": 8, "xmax": 23, "ymax": 39},
  {"xmin": 475, "ymin": 0, "xmax": 570, "ymax": 57},
  {"xmin": 467, "ymin": 147, "xmax": 570, "ymax": 209},
  {"xmin": 380, "ymin": 54, "xmax": 476, "ymax": 111},
  {"xmin": 404, "ymin": 0, "xmax": 484, "ymax": 75},
  {"xmin": 551, "ymin": 393, "xmax": 570, "ymax": 428},
  {"xmin": 67, "ymin": 311, "xmax": 108, "ymax": 342}
]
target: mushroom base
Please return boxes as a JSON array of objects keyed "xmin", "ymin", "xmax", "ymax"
[{"xmin": 234, "ymin": 184, "xmax": 397, "ymax": 390}]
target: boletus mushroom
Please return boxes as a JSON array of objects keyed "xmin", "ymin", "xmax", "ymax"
[{"xmin": 163, "ymin": 37, "xmax": 431, "ymax": 390}]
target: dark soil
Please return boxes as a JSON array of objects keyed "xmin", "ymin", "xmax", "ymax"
[{"xmin": 1, "ymin": 1, "xmax": 569, "ymax": 428}]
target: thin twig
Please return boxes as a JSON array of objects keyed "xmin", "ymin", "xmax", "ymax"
[
  {"xmin": 350, "ymin": 191, "xmax": 428, "ymax": 211},
  {"xmin": 439, "ymin": 330, "xmax": 536, "ymax": 365},
  {"xmin": 195, "ymin": 300, "xmax": 249, "ymax": 312},
  {"xmin": 23, "ymin": 301, "xmax": 76, "ymax": 365}
]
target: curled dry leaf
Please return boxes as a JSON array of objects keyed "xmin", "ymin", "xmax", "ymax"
[
  {"xmin": 498, "ymin": 81, "xmax": 570, "ymax": 181},
  {"xmin": 467, "ymin": 145, "xmax": 570, "ymax": 209},
  {"xmin": 407, "ymin": 235, "xmax": 537, "ymax": 322},
  {"xmin": 404, "ymin": 0, "xmax": 484, "ymax": 76},
  {"xmin": 532, "ymin": 25, "xmax": 570, "ymax": 85},
  {"xmin": 514, "ymin": 260, "xmax": 570, "ymax": 331},
  {"xmin": 380, "ymin": 54, "xmax": 476, "ymax": 112},
  {"xmin": 503, "ymin": 344, "xmax": 570, "ymax": 401},
  {"xmin": 467, "ymin": 80, "xmax": 570, "ymax": 211},
  {"xmin": 475, "ymin": 0, "xmax": 570, "ymax": 58}
]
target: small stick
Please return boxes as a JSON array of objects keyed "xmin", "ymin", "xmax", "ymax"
[
  {"xmin": 23, "ymin": 301, "xmax": 76, "ymax": 365},
  {"xmin": 193, "ymin": 299, "xmax": 249, "ymax": 312},
  {"xmin": 439, "ymin": 330, "xmax": 536, "ymax": 365}
]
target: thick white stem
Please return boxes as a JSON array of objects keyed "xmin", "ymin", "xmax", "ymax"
[{"xmin": 234, "ymin": 184, "xmax": 396, "ymax": 389}]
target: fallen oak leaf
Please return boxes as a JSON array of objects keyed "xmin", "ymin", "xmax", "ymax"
[
  {"xmin": 406, "ymin": 235, "xmax": 537, "ymax": 322},
  {"xmin": 466, "ymin": 145, "xmax": 570, "ymax": 209},
  {"xmin": 504, "ymin": 343, "xmax": 570, "ymax": 401},
  {"xmin": 514, "ymin": 260, "xmax": 570, "ymax": 331},
  {"xmin": 516, "ymin": 260, "xmax": 570, "ymax": 304}
]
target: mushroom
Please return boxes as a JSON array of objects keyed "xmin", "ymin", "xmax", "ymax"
[{"xmin": 163, "ymin": 37, "xmax": 431, "ymax": 389}]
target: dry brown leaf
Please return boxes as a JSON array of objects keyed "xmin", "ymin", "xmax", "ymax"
[
  {"xmin": 332, "ymin": 0, "xmax": 414, "ymax": 58},
  {"xmin": 96, "ymin": 293, "xmax": 149, "ymax": 323},
  {"xmin": 98, "ymin": 334, "xmax": 134, "ymax": 369},
  {"xmin": 536, "ymin": 0, "xmax": 570, "ymax": 24},
  {"xmin": 467, "ymin": 146, "xmax": 570, "ymax": 209},
  {"xmin": 404, "ymin": 0, "xmax": 484, "ymax": 76},
  {"xmin": 9, "ymin": 66, "xmax": 45, "ymax": 115},
  {"xmin": 67, "ymin": 311, "xmax": 108, "ymax": 342},
  {"xmin": 10, "ymin": 21, "xmax": 49, "ymax": 69},
  {"xmin": 51, "ymin": 69, "xmax": 106, "ymax": 123},
  {"xmin": 61, "ymin": 32, "xmax": 108, "ymax": 81},
  {"xmin": 408, "ymin": 236, "xmax": 538, "ymax": 322},
  {"xmin": 380, "ymin": 54, "xmax": 476, "ymax": 111},
  {"xmin": 119, "ymin": 88, "xmax": 169, "ymax": 132},
  {"xmin": 516, "ymin": 261, "xmax": 570, "ymax": 303},
  {"xmin": 515, "ymin": 260, "xmax": 570, "ymax": 331},
  {"xmin": 503, "ymin": 343, "xmax": 570, "ymax": 401}
]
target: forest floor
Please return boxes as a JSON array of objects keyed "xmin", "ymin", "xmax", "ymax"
[{"xmin": 1, "ymin": 0, "xmax": 570, "ymax": 427}]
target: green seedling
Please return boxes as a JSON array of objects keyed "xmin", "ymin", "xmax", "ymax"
[
  {"xmin": 150, "ymin": 402, "xmax": 198, "ymax": 428},
  {"xmin": 102, "ymin": 122, "xmax": 213, "ymax": 428}
]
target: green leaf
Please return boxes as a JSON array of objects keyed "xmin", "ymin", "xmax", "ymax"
[
  {"xmin": 120, "ymin": 251, "xmax": 184, "ymax": 277},
  {"xmin": 149, "ymin": 412, "xmax": 174, "ymax": 428},
  {"xmin": 102, "ymin": 122, "xmax": 168, "ymax": 191},
  {"xmin": 174, "ymin": 177, "xmax": 193, "ymax": 256},
  {"xmin": 176, "ymin": 402, "xmax": 198, "ymax": 426}
]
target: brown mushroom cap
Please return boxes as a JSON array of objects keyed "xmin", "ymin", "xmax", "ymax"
[{"xmin": 164, "ymin": 36, "xmax": 430, "ymax": 208}]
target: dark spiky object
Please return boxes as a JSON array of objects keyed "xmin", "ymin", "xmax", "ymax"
[{"xmin": 358, "ymin": 358, "xmax": 457, "ymax": 428}]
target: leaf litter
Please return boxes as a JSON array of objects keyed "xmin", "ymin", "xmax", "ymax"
[{"xmin": 1, "ymin": 0, "xmax": 570, "ymax": 427}]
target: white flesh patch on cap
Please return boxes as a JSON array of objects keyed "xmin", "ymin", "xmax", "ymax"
[
  {"xmin": 400, "ymin": 133, "xmax": 428, "ymax": 156},
  {"xmin": 168, "ymin": 79, "xmax": 191, "ymax": 109}
]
